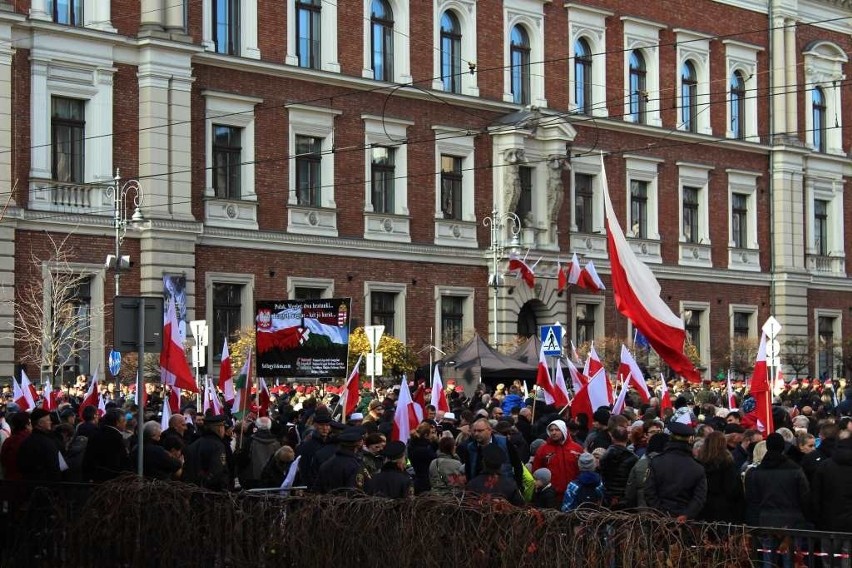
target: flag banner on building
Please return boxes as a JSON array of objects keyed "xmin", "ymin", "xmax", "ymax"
[{"xmin": 255, "ymin": 298, "xmax": 352, "ymax": 378}]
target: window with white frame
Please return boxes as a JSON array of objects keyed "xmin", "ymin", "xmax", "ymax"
[
  {"xmin": 567, "ymin": 3, "xmax": 610, "ymax": 117},
  {"xmin": 622, "ymin": 17, "xmax": 663, "ymax": 127},
  {"xmin": 362, "ymin": 0, "xmax": 411, "ymax": 83},
  {"xmin": 435, "ymin": 286, "xmax": 474, "ymax": 352},
  {"xmin": 729, "ymin": 305, "xmax": 756, "ymax": 340},
  {"xmin": 286, "ymin": 0, "xmax": 339, "ymax": 71},
  {"xmin": 365, "ymin": 282, "xmax": 407, "ymax": 342},
  {"xmin": 681, "ymin": 301, "xmax": 709, "ymax": 374},
  {"xmin": 726, "ymin": 169, "xmax": 760, "ymax": 270},
  {"xmin": 287, "ymin": 105, "xmax": 340, "ymax": 209},
  {"xmin": 803, "ymin": 41, "xmax": 846, "ymax": 155},
  {"xmin": 677, "ymin": 162, "xmax": 712, "ymax": 247},
  {"xmin": 202, "ymin": 0, "xmax": 259, "ymax": 58},
  {"xmin": 806, "ymin": 176, "xmax": 844, "ymax": 263},
  {"xmin": 363, "ymin": 115, "xmax": 411, "ymax": 217},
  {"xmin": 723, "ymin": 40, "xmax": 761, "ymax": 142},
  {"xmin": 624, "ymin": 155, "xmax": 661, "ymax": 241},
  {"xmin": 434, "ymin": 127, "xmax": 476, "ymax": 247},
  {"xmin": 204, "ymin": 91, "xmax": 260, "ymax": 201},
  {"xmin": 572, "ymin": 295, "xmax": 604, "ymax": 346},
  {"xmin": 49, "ymin": 0, "xmax": 83, "ymax": 26},
  {"xmin": 206, "ymin": 272, "xmax": 254, "ymax": 366},
  {"xmin": 570, "ymin": 154, "xmax": 603, "ymax": 235},
  {"xmin": 287, "ymin": 276, "xmax": 334, "ymax": 300},
  {"xmin": 433, "ymin": 1, "xmax": 478, "ymax": 96},
  {"xmin": 30, "ymin": 0, "xmax": 113, "ymax": 30},
  {"xmin": 51, "ymin": 97, "xmax": 85, "ymax": 184},
  {"xmin": 815, "ymin": 309, "xmax": 841, "ymax": 379},
  {"xmin": 675, "ymin": 30, "xmax": 711, "ymax": 134},
  {"xmin": 503, "ymin": 1, "xmax": 546, "ymax": 107}
]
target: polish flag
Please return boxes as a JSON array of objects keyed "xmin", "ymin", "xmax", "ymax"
[
  {"xmin": 430, "ymin": 365, "xmax": 450, "ymax": 412},
  {"xmin": 726, "ymin": 370, "xmax": 737, "ymax": 409},
  {"xmin": 748, "ymin": 333, "xmax": 774, "ymax": 435},
  {"xmin": 392, "ymin": 376, "xmax": 419, "ymax": 443},
  {"xmin": 508, "ymin": 255, "xmax": 536, "ymax": 288},
  {"xmin": 618, "ymin": 344, "xmax": 651, "ymax": 403},
  {"xmin": 203, "ymin": 377, "xmax": 224, "ymax": 416},
  {"xmin": 411, "ymin": 381, "xmax": 425, "ymax": 422},
  {"xmin": 553, "ymin": 361, "xmax": 571, "ymax": 407},
  {"xmin": 97, "ymin": 394, "xmax": 106, "ymax": 417},
  {"xmin": 558, "ymin": 253, "xmax": 582, "ymax": 291},
  {"xmin": 159, "ymin": 296, "xmax": 199, "ymax": 392},
  {"xmin": 14, "ymin": 371, "xmax": 37, "ymax": 411},
  {"xmin": 567, "ymin": 362, "xmax": 589, "ymax": 393},
  {"xmin": 339, "ymin": 355, "xmax": 363, "ymax": 419},
  {"xmin": 218, "ymin": 338, "xmax": 235, "ymax": 403},
  {"xmin": 602, "ymin": 159, "xmax": 700, "ymax": 383},
  {"xmin": 569, "ymin": 340, "xmax": 582, "ymax": 365},
  {"xmin": 168, "ymin": 386, "xmax": 182, "ymax": 413},
  {"xmin": 612, "ymin": 378, "xmax": 631, "ymax": 415},
  {"xmin": 78, "ymin": 369, "xmax": 101, "ymax": 419},
  {"xmin": 42, "ymin": 382, "xmax": 57, "ymax": 411},
  {"xmin": 571, "ymin": 371, "xmax": 612, "ymax": 426},
  {"xmin": 585, "ymin": 346, "xmax": 613, "ymax": 403},
  {"xmin": 536, "ymin": 346, "xmax": 568, "ymax": 407},
  {"xmin": 22, "ymin": 371, "xmax": 39, "ymax": 407},
  {"xmin": 659, "ymin": 374, "xmax": 673, "ymax": 412},
  {"xmin": 13, "ymin": 380, "xmax": 32, "ymax": 412},
  {"xmin": 257, "ymin": 377, "xmax": 271, "ymax": 417},
  {"xmin": 160, "ymin": 395, "xmax": 172, "ymax": 431},
  {"xmin": 577, "ymin": 261, "xmax": 606, "ymax": 292}
]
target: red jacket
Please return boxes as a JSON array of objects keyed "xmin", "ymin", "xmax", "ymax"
[
  {"xmin": 532, "ymin": 436, "xmax": 583, "ymax": 495},
  {"xmin": 0, "ymin": 430, "xmax": 31, "ymax": 480}
]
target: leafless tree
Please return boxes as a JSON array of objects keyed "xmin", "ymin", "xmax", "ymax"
[{"xmin": 783, "ymin": 337, "xmax": 811, "ymax": 379}]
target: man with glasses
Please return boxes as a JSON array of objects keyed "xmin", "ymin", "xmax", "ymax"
[{"xmin": 464, "ymin": 418, "xmax": 524, "ymax": 487}]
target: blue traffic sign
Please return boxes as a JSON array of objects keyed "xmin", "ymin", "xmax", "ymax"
[
  {"xmin": 108, "ymin": 350, "xmax": 122, "ymax": 376},
  {"xmin": 540, "ymin": 325, "xmax": 563, "ymax": 356}
]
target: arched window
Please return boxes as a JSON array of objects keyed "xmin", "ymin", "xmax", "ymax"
[
  {"xmin": 510, "ymin": 25, "xmax": 530, "ymax": 105},
  {"xmin": 440, "ymin": 11, "xmax": 461, "ymax": 93},
  {"xmin": 629, "ymin": 50, "xmax": 646, "ymax": 123},
  {"xmin": 681, "ymin": 61, "xmax": 697, "ymax": 132},
  {"xmin": 371, "ymin": 0, "xmax": 394, "ymax": 81},
  {"xmin": 574, "ymin": 38, "xmax": 592, "ymax": 114},
  {"xmin": 813, "ymin": 86, "xmax": 827, "ymax": 152},
  {"xmin": 730, "ymin": 71, "xmax": 746, "ymax": 140}
]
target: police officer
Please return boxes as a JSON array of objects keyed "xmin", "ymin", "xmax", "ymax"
[
  {"xmin": 644, "ymin": 422, "xmax": 707, "ymax": 522},
  {"xmin": 365, "ymin": 441, "xmax": 413, "ymax": 499},
  {"xmin": 316, "ymin": 426, "xmax": 365, "ymax": 493},
  {"xmin": 183, "ymin": 413, "xmax": 230, "ymax": 491}
]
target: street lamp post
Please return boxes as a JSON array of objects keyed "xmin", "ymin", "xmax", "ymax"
[
  {"xmin": 482, "ymin": 207, "xmax": 521, "ymax": 347},
  {"xmin": 105, "ymin": 169, "xmax": 145, "ymax": 297}
]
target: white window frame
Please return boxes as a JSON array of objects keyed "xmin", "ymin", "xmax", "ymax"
[
  {"xmin": 503, "ymin": 0, "xmax": 547, "ymax": 107},
  {"xmin": 624, "ymin": 155, "xmax": 663, "ymax": 262},
  {"xmin": 567, "ymin": 4, "xmax": 610, "ymax": 117},
  {"xmin": 363, "ymin": 114, "xmax": 412, "ymax": 242},
  {"xmin": 201, "ymin": 0, "xmax": 260, "ymax": 59},
  {"xmin": 723, "ymin": 39, "xmax": 761, "ymax": 142},
  {"xmin": 287, "ymin": 276, "xmax": 335, "ymax": 299},
  {"xmin": 803, "ymin": 42, "xmax": 846, "ymax": 155},
  {"xmin": 814, "ymin": 308, "xmax": 842, "ymax": 379},
  {"xmin": 680, "ymin": 300, "xmax": 710, "ymax": 378},
  {"xmin": 805, "ymin": 174, "xmax": 844, "ymax": 258},
  {"xmin": 362, "ymin": 0, "xmax": 412, "ymax": 83},
  {"xmin": 432, "ymin": 0, "xmax": 478, "ymax": 96},
  {"xmin": 674, "ymin": 30, "xmax": 711, "ymax": 135},
  {"xmin": 570, "ymin": 153, "xmax": 604, "ymax": 234},
  {"xmin": 677, "ymin": 162, "xmax": 712, "ymax": 267},
  {"xmin": 571, "ymin": 294, "xmax": 605, "ymax": 345},
  {"xmin": 29, "ymin": 0, "xmax": 115, "ymax": 31},
  {"xmin": 434, "ymin": 285, "xmax": 474, "ymax": 353},
  {"xmin": 622, "ymin": 16, "xmax": 664, "ymax": 127},
  {"xmin": 729, "ymin": 304, "xmax": 757, "ymax": 339},
  {"xmin": 726, "ymin": 169, "xmax": 760, "ymax": 270},
  {"xmin": 365, "ymin": 281, "xmax": 407, "ymax": 342},
  {"xmin": 286, "ymin": 0, "xmax": 339, "ymax": 72},
  {"xmin": 205, "ymin": 271, "xmax": 256, "ymax": 370},
  {"xmin": 433, "ymin": 126, "xmax": 477, "ymax": 248},
  {"xmin": 203, "ymin": 90, "xmax": 261, "ymax": 198}
]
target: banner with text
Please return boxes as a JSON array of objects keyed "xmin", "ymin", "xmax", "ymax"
[{"xmin": 255, "ymin": 298, "xmax": 351, "ymax": 378}]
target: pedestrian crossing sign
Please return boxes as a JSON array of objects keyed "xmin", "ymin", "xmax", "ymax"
[{"xmin": 540, "ymin": 325, "xmax": 563, "ymax": 356}]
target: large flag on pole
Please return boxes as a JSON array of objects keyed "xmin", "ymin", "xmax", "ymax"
[
  {"xmin": 13, "ymin": 377, "xmax": 34, "ymax": 411},
  {"xmin": 339, "ymin": 355, "xmax": 363, "ymax": 420},
  {"xmin": 618, "ymin": 344, "xmax": 651, "ymax": 403},
  {"xmin": 218, "ymin": 338, "xmax": 235, "ymax": 403},
  {"xmin": 748, "ymin": 333, "xmax": 774, "ymax": 435},
  {"xmin": 430, "ymin": 365, "xmax": 450, "ymax": 412},
  {"xmin": 535, "ymin": 346, "xmax": 568, "ymax": 407},
  {"xmin": 20, "ymin": 371, "xmax": 38, "ymax": 408},
  {"xmin": 601, "ymin": 157, "xmax": 700, "ymax": 383},
  {"xmin": 553, "ymin": 361, "xmax": 571, "ymax": 406},
  {"xmin": 160, "ymin": 296, "xmax": 199, "ymax": 392},
  {"xmin": 392, "ymin": 376, "xmax": 419, "ymax": 443},
  {"xmin": 78, "ymin": 369, "xmax": 101, "ymax": 419}
]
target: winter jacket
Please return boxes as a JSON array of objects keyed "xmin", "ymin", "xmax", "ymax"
[
  {"xmin": 801, "ymin": 438, "xmax": 836, "ymax": 483},
  {"xmin": 18, "ymin": 429, "xmax": 63, "ymax": 482},
  {"xmin": 501, "ymin": 394, "xmax": 525, "ymax": 415},
  {"xmin": 466, "ymin": 474, "xmax": 525, "ymax": 506},
  {"xmin": 531, "ymin": 426, "xmax": 583, "ymax": 499},
  {"xmin": 247, "ymin": 430, "xmax": 281, "ymax": 483},
  {"xmin": 428, "ymin": 451, "xmax": 464, "ymax": 495},
  {"xmin": 744, "ymin": 451, "xmax": 811, "ymax": 529},
  {"xmin": 645, "ymin": 441, "xmax": 707, "ymax": 519},
  {"xmin": 0, "ymin": 431, "xmax": 30, "ymax": 481},
  {"xmin": 599, "ymin": 444, "xmax": 638, "ymax": 508},
  {"xmin": 532, "ymin": 484, "xmax": 558, "ymax": 509},
  {"xmin": 810, "ymin": 438, "xmax": 852, "ymax": 532},
  {"xmin": 82, "ymin": 425, "xmax": 131, "ymax": 483},
  {"xmin": 699, "ymin": 460, "xmax": 744, "ymax": 523},
  {"xmin": 562, "ymin": 471, "xmax": 604, "ymax": 511},
  {"xmin": 624, "ymin": 451, "xmax": 661, "ymax": 508},
  {"xmin": 407, "ymin": 436, "xmax": 437, "ymax": 494},
  {"xmin": 466, "ymin": 434, "xmax": 523, "ymax": 486}
]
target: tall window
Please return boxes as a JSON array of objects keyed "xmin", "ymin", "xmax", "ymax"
[
  {"xmin": 441, "ymin": 296, "xmax": 464, "ymax": 348},
  {"xmin": 213, "ymin": 125, "xmax": 242, "ymax": 199},
  {"xmin": 371, "ymin": 291, "xmax": 396, "ymax": 336},
  {"xmin": 294, "ymin": 287, "xmax": 324, "ymax": 299},
  {"xmin": 684, "ymin": 309, "xmax": 702, "ymax": 354},
  {"xmin": 212, "ymin": 283, "xmax": 242, "ymax": 358},
  {"xmin": 56, "ymin": 278, "xmax": 91, "ymax": 379},
  {"xmin": 50, "ymin": 0, "xmax": 83, "ymax": 26},
  {"xmin": 440, "ymin": 155, "xmax": 462, "ymax": 219},
  {"xmin": 574, "ymin": 38, "xmax": 593, "ymax": 114},
  {"xmin": 371, "ymin": 146, "xmax": 395, "ymax": 213},
  {"xmin": 371, "ymin": 0, "xmax": 394, "ymax": 81},
  {"xmin": 818, "ymin": 316, "xmax": 836, "ymax": 378},
  {"xmin": 51, "ymin": 97, "xmax": 85, "ymax": 183},
  {"xmin": 296, "ymin": 0, "xmax": 321, "ymax": 68},
  {"xmin": 575, "ymin": 303, "xmax": 596, "ymax": 345},
  {"xmin": 682, "ymin": 186, "xmax": 699, "ymax": 243},
  {"xmin": 295, "ymin": 135, "xmax": 322, "ymax": 207},
  {"xmin": 814, "ymin": 199, "xmax": 828, "ymax": 255},
  {"xmin": 213, "ymin": 0, "xmax": 240, "ymax": 55},
  {"xmin": 733, "ymin": 312, "xmax": 750, "ymax": 340},
  {"xmin": 440, "ymin": 11, "xmax": 462, "ymax": 93},
  {"xmin": 629, "ymin": 50, "xmax": 647, "ymax": 123},
  {"xmin": 731, "ymin": 193, "xmax": 749, "ymax": 248},
  {"xmin": 730, "ymin": 71, "xmax": 746, "ymax": 140},
  {"xmin": 515, "ymin": 166, "xmax": 533, "ymax": 221},
  {"xmin": 681, "ymin": 61, "xmax": 698, "ymax": 132},
  {"xmin": 575, "ymin": 173, "xmax": 594, "ymax": 233},
  {"xmin": 813, "ymin": 87, "xmax": 827, "ymax": 152},
  {"xmin": 510, "ymin": 25, "xmax": 530, "ymax": 105},
  {"xmin": 630, "ymin": 180, "xmax": 648, "ymax": 238}
]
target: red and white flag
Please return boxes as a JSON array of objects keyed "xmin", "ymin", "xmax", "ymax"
[
  {"xmin": 12, "ymin": 379, "xmax": 32, "ymax": 412},
  {"xmin": 585, "ymin": 346, "xmax": 613, "ymax": 403},
  {"xmin": 160, "ymin": 296, "xmax": 199, "ymax": 392},
  {"xmin": 659, "ymin": 374, "xmax": 673, "ymax": 412},
  {"xmin": 21, "ymin": 371, "xmax": 39, "ymax": 407},
  {"xmin": 218, "ymin": 338, "xmax": 235, "ymax": 403},
  {"xmin": 411, "ymin": 381, "xmax": 425, "ymax": 423},
  {"xmin": 748, "ymin": 333, "xmax": 774, "ymax": 435},
  {"xmin": 97, "ymin": 393, "xmax": 106, "ymax": 417},
  {"xmin": 577, "ymin": 260, "xmax": 606, "ymax": 292},
  {"xmin": 339, "ymin": 355, "xmax": 363, "ymax": 420},
  {"xmin": 78, "ymin": 369, "xmax": 101, "ymax": 419},
  {"xmin": 553, "ymin": 361, "xmax": 571, "ymax": 407},
  {"xmin": 203, "ymin": 378, "xmax": 224, "ymax": 416},
  {"xmin": 571, "ymin": 371, "xmax": 611, "ymax": 426},
  {"xmin": 42, "ymin": 382, "xmax": 57, "ymax": 411},
  {"xmin": 612, "ymin": 377, "xmax": 631, "ymax": 415},
  {"xmin": 726, "ymin": 370, "xmax": 737, "ymax": 409},
  {"xmin": 536, "ymin": 346, "xmax": 568, "ymax": 407},
  {"xmin": 569, "ymin": 340, "xmax": 582, "ymax": 365},
  {"xmin": 14, "ymin": 370, "xmax": 37, "ymax": 411},
  {"xmin": 618, "ymin": 344, "xmax": 651, "ymax": 403},
  {"xmin": 508, "ymin": 255, "xmax": 536, "ymax": 288},
  {"xmin": 567, "ymin": 362, "xmax": 589, "ymax": 393},
  {"xmin": 168, "ymin": 386, "xmax": 182, "ymax": 413},
  {"xmin": 430, "ymin": 365, "xmax": 450, "ymax": 412},
  {"xmin": 392, "ymin": 376, "xmax": 419, "ymax": 443},
  {"xmin": 602, "ymin": 159, "xmax": 700, "ymax": 383},
  {"xmin": 257, "ymin": 376, "xmax": 271, "ymax": 417},
  {"xmin": 558, "ymin": 253, "xmax": 582, "ymax": 291}
]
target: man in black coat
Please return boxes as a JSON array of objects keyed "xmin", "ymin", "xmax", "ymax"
[
  {"xmin": 18, "ymin": 409, "xmax": 64, "ymax": 482},
  {"xmin": 316, "ymin": 427, "xmax": 365, "ymax": 493},
  {"xmin": 599, "ymin": 421, "xmax": 638, "ymax": 509},
  {"xmin": 183, "ymin": 414, "xmax": 230, "ymax": 491},
  {"xmin": 296, "ymin": 410, "xmax": 333, "ymax": 490},
  {"xmin": 645, "ymin": 422, "xmax": 707, "ymax": 521},
  {"xmin": 82, "ymin": 408, "xmax": 131, "ymax": 482},
  {"xmin": 801, "ymin": 421, "xmax": 839, "ymax": 483},
  {"xmin": 811, "ymin": 436, "xmax": 852, "ymax": 531},
  {"xmin": 365, "ymin": 441, "xmax": 413, "ymax": 499}
]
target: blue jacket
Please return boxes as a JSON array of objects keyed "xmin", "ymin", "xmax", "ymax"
[
  {"xmin": 501, "ymin": 394, "xmax": 525, "ymax": 415},
  {"xmin": 466, "ymin": 434, "xmax": 514, "ymax": 482}
]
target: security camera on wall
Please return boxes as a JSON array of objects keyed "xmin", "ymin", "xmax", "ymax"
[{"xmin": 105, "ymin": 254, "xmax": 131, "ymax": 271}]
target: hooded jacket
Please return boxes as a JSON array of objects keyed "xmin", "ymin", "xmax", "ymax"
[
  {"xmin": 811, "ymin": 438, "xmax": 852, "ymax": 531},
  {"xmin": 531, "ymin": 420, "xmax": 583, "ymax": 497},
  {"xmin": 744, "ymin": 450, "xmax": 811, "ymax": 529}
]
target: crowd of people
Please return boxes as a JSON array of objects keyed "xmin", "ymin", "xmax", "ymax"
[{"xmin": 1, "ymin": 374, "xmax": 851, "ymax": 557}]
